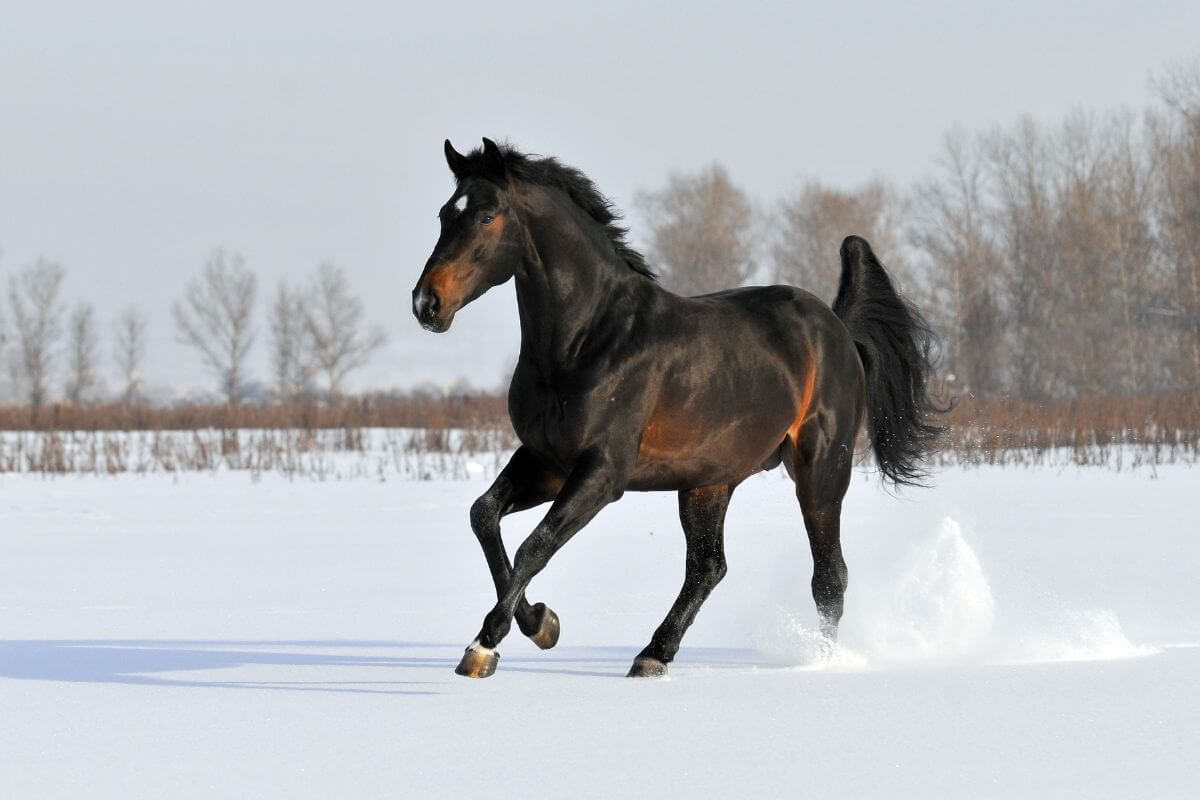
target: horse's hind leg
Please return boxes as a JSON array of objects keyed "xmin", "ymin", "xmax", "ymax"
[
  {"xmin": 469, "ymin": 447, "xmax": 566, "ymax": 653},
  {"xmin": 785, "ymin": 428, "xmax": 854, "ymax": 640},
  {"xmin": 628, "ymin": 483, "xmax": 733, "ymax": 678}
]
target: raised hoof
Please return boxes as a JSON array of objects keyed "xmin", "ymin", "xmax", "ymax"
[
  {"xmin": 626, "ymin": 656, "xmax": 668, "ymax": 678},
  {"xmin": 527, "ymin": 604, "xmax": 560, "ymax": 650},
  {"xmin": 454, "ymin": 645, "xmax": 499, "ymax": 679}
]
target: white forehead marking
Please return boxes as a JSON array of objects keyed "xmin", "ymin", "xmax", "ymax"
[{"xmin": 454, "ymin": 194, "xmax": 469, "ymax": 213}]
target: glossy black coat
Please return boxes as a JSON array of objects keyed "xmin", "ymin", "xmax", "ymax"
[{"xmin": 413, "ymin": 139, "xmax": 942, "ymax": 677}]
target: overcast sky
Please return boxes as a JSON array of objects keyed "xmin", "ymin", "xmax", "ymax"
[{"xmin": 2, "ymin": 0, "xmax": 1198, "ymax": 398}]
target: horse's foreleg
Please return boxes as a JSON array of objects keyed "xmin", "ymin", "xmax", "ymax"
[
  {"xmin": 469, "ymin": 447, "xmax": 565, "ymax": 650},
  {"xmin": 456, "ymin": 450, "xmax": 623, "ymax": 678},
  {"xmin": 628, "ymin": 483, "xmax": 734, "ymax": 678}
]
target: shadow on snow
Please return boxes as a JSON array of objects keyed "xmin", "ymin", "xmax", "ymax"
[{"xmin": 0, "ymin": 640, "xmax": 774, "ymax": 693}]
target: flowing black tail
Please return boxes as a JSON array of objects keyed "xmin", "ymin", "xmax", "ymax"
[{"xmin": 832, "ymin": 235, "xmax": 944, "ymax": 487}]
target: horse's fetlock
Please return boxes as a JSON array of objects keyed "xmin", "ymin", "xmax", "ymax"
[{"xmin": 481, "ymin": 607, "xmax": 513, "ymax": 646}]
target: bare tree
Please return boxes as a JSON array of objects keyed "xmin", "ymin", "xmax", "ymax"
[
  {"xmin": 172, "ymin": 250, "xmax": 257, "ymax": 404},
  {"xmin": 269, "ymin": 282, "xmax": 313, "ymax": 401},
  {"xmin": 636, "ymin": 163, "xmax": 756, "ymax": 295},
  {"xmin": 7, "ymin": 259, "xmax": 65, "ymax": 407},
  {"xmin": 64, "ymin": 302, "xmax": 99, "ymax": 404},
  {"xmin": 902, "ymin": 106, "xmax": 1178, "ymax": 400},
  {"xmin": 113, "ymin": 305, "xmax": 148, "ymax": 405},
  {"xmin": 968, "ymin": 112, "xmax": 1174, "ymax": 399},
  {"xmin": 0, "ymin": 253, "xmax": 7, "ymax": 401},
  {"xmin": 1151, "ymin": 59, "xmax": 1200, "ymax": 391},
  {"xmin": 911, "ymin": 131, "xmax": 1005, "ymax": 394},
  {"xmin": 1154, "ymin": 57, "xmax": 1200, "ymax": 119},
  {"xmin": 2, "ymin": 287, "xmax": 19, "ymax": 402},
  {"xmin": 980, "ymin": 117, "xmax": 1063, "ymax": 399},
  {"xmin": 301, "ymin": 263, "xmax": 386, "ymax": 400},
  {"xmin": 1052, "ymin": 111, "xmax": 1159, "ymax": 396},
  {"xmin": 773, "ymin": 178, "xmax": 912, "ymax": 303}
]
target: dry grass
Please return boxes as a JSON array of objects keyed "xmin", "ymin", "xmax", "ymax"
[
  {"xmin": 938, "ymin": 392, "xmax": 1198, "ymax": 468},
  {"xmin": 0, "ymin": 394, "xmax": 516, "ymax": 479},
  {"xmin": 0, "ymin": 392, "xmax": 1194, "ymax": 477},
  {"xmin": 0, "ymin": 394, "xmax": 508, "ymax": 432}
]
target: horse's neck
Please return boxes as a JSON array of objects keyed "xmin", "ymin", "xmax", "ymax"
[{"xmin": 513, "ymin": 200, "xmax": 650, "ymax": 371}]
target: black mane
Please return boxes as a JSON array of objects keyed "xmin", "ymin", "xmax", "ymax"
[{"xmin": 457, "ymin": 143, "xmax": 656, "ymax": 280}]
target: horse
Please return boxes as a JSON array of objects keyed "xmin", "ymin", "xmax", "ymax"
[{"xmin": 412, "ymin": 138, "xmax": 942, "ymax": 678}]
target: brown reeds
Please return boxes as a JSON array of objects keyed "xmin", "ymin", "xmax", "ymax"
[
  {"xmin": 939, "ymin": 392, "xmax": 1198, "ymax": 468},
  {"xmin": 0, "ymin": 393, "xmax": 508, "ymax": 433},
  {"xmin": 0, "ymin": 391, "xmax": 1193, "ymax": 477}
]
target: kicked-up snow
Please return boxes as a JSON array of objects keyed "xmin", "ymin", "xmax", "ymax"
[{"xmin": 0, "ymin": 462, "xmax": 1196, "ymax": 798}]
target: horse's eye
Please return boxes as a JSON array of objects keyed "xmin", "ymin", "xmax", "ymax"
[{"xmin": 480, "ymin": 214, "xmax": 495, "ymax": 226}]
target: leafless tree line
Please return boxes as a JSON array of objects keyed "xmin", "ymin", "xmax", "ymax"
[
  {"xmin": 638, "ymin": 62, "xmax": 1200, "ymax": 400},
  {"xmin": 169, "ymin": 251, "xmax": 387, "ymax": 404},
  {"xmin": 268, "ymin": 262, "xmax": 388, "ymax": 404},
  {"xmin": 5, "ymin": 62, "xmax": 1197, "ymax": 408},
  {"xmin": 1, "ymin": 251, "xmax": 386, "ymax": 408}
]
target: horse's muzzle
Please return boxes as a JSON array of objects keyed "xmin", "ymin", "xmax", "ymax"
[{"xmin": 412, "ymin": 285, "xmax": 452, "ymax": 332}]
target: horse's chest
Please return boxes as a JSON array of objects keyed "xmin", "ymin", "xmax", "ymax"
[{"xmin": 508, "ymin": 384, "xmax": 598, "ymax": 466}]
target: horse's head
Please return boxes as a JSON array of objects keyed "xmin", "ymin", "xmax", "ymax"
[{"xmin": 412, "ymin": 138, "xmax": 524, "ymax": 332}]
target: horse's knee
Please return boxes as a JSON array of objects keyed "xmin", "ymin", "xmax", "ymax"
[{"xmin": 469, "ymin": 494, "xmax": 500, "ymax": 539}]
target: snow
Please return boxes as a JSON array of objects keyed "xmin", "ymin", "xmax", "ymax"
[{"xmin": 1, "ymin": 463, "xmax": 1197, "ymax": 798}]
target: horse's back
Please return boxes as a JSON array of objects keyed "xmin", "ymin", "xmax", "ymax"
[
  {"xmin": 689, "ymin": 282, "xmax": 835, "ymax": 317},
  {"xmin": 678, "ymin": 284, "xmax": 857, "ymax": 362}
]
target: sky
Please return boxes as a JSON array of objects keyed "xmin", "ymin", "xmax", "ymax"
[{"xmin": 2, "ymin": 0, "xmax": 1198, "ymax": 398}]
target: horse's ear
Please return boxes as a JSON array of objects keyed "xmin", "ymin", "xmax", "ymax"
[
  {"xmin": 444, "ymin": 139, "xmax": 467, "ymax": 180},
  {"xmin": 480, "ymin": 137, "xmax": 507, "ymax": 184}
]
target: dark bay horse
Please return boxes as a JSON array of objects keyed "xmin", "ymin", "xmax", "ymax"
[{"xmin": 412, "ymin": 138, "xmax": 942, "ymax": 678}]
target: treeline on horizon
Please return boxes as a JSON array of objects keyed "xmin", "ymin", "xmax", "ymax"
[
  {"xmin": 1, "ymin": 60, "xmax": 1198, "ymax": 428},
  {"xmin": 0, "ymin": 254, "xmax": 388, "ymax": 410},
  {"xmin": 637, "ymin": 60, "xmax": 1200, "ymax": 402}
]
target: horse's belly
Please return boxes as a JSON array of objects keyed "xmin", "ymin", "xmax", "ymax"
[{"xmin": 628, "ymin": 404, "xmax": 792, "ymax": 491}]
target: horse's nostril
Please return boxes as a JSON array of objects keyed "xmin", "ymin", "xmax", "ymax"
[{"xmin": 413, "ymin": 287, "xmax": 441, "ymax": 320}]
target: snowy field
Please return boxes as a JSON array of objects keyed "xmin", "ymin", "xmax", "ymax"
[{"xmin": 1, "ymin": 462, "xmax": 1197, "ymax": 798}]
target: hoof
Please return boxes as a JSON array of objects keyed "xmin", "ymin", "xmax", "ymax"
[
  {"xmin": 626, "ymin": 656, "xmax": 668, "ymax": 678},
  {"xmin": 527, "ymin": 604, "xmax": 560, "ymax": 650},
  {"xmin": 455, "ymin": 644, "xmax": 499, "ymax": 679}
]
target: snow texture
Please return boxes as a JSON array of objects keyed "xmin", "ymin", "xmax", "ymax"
[{"xmin": 1, "ymin": 464, "xmax": 1197, "ymax": 798}]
